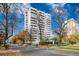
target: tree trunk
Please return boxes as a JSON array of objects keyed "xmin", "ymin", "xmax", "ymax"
[{"xmin": 3, "ymin": 4, "xmax": 9, "ymax": 49}]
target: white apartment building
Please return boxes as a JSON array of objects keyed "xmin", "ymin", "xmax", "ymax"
[{"xmin": 24, "ymin": 7, "xmax": 52, "ymax": 44}]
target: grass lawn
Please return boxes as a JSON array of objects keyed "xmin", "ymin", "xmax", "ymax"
[{"xmin": 60, "ymin": 46, "xmax": 79, "ymax": 52}]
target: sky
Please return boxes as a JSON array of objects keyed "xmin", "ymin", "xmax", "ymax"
[
  {"xmin": 31, "ymin": 3, "xmax": 79, "ymax": 31},
  {"xmin": 0, "ymin": 3, "xmax": 79, "ymax": 35}
]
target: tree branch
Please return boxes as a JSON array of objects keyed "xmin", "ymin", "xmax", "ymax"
[{"xmin": 0, "ymin": 21, "xmax": 5, "ymax": 27}]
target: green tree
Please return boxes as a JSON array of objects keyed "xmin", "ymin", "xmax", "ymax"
[
  {"xmin": 68, "ymin": 34, "xmax": 79, "ymax": 44},
  {"xmin": 40, "ymin": 37, "xmax": 48, "ymax": 46}
]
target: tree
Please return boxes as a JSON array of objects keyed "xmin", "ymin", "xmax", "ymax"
[
  {"xmin": 52, "ymin": 4, "xmax": 68, "ymax": 44},
  {"xmin": 0, "ymin": 4, "xmax": 9, "ymax": 47},
  {"xmin": 12, "ymin": 34, "xmax": 24, "ymax": 44},
  {"xmin": 0, "ymin": 31, "xmax": 5, "ymax": 44},
  {"xmin": 75, "ymin": 34, "xmax": 79, "ymax": 42},
  {"xmin": 40, "ymin": 37, "xmax": 49, "ymax": 46},
  {"xmin": 11, "ymin": 29, "xmax": 30, "ymax": 44},
  {"xmin": 69, "ymin": 34, "xmax": 79, "ymax": 44},
  {"xmin": 52, "ymin": 37, "xmax": 59, "ymax": 42},
  {"xmin": 0, "ymin": 3, "xmax": 27, "ymax": 48}
]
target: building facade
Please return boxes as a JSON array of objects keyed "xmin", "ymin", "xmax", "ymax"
[
  {"xmin": 24, "ymin": 7, "xmax": 52, "ymax": 44},
  {"xmin": 64, "ymin": 18, "xmax": 79, "ymax": 38}
]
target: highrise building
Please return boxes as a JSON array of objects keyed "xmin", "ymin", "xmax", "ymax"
[{"xmin": 24, "ymin": 7, "xmax": 52, "ymax": 44}]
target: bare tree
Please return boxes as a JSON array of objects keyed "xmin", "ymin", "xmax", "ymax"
[
  {"xmin": 0, "ymin": 3, "xmax": 26, "ymax": 48},
  {"xmin": 52, "ymin": 4, "xmax": 68, "ymax": 44}
]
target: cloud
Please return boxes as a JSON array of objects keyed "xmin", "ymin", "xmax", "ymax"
[
  {"xmin": 10, "ymin": 3, "xmax": 31, "ymax": 18},
  {"xmin": 47, "ymin": 3, "xmax": 66, "ymax": 9},
  {"xmin": 47, "ymin": 3, "xmax": 66, "ymax": 15},
  {"xmin": 10, "ymin": 3, "xmax": 31, "ymax": 14}
]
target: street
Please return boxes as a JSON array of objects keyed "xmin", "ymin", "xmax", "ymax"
[
  {"xmin": 21, "ymin": 48, "xmax": 79, "ymax": 56},
  {"xmin": 12, "ymin": 46, "xmax": 79, "ymax": 56},
  {"xmin": 21, "ymin": 48, "xmax": 66, "ymax": 56}
]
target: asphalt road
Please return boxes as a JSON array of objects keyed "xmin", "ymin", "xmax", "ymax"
[
  {"xmin": 20, "ymin": 48, "xmax": 79, "ymax": 56},
  {"xmin": 21, "ymin": 48, "xmax": 66, "ymax": 56},
  {"xmin": 10, "ymin": 45, "xmax": 79, "ymax": 56}
]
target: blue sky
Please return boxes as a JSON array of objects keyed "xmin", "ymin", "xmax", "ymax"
[
  {"xmin": 31, "ymin": 3, "xmax": 79, "ymax": 31},
  {"xmin": 0, "ymin": 3, "xmax": 79, "ymax": 34}
]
